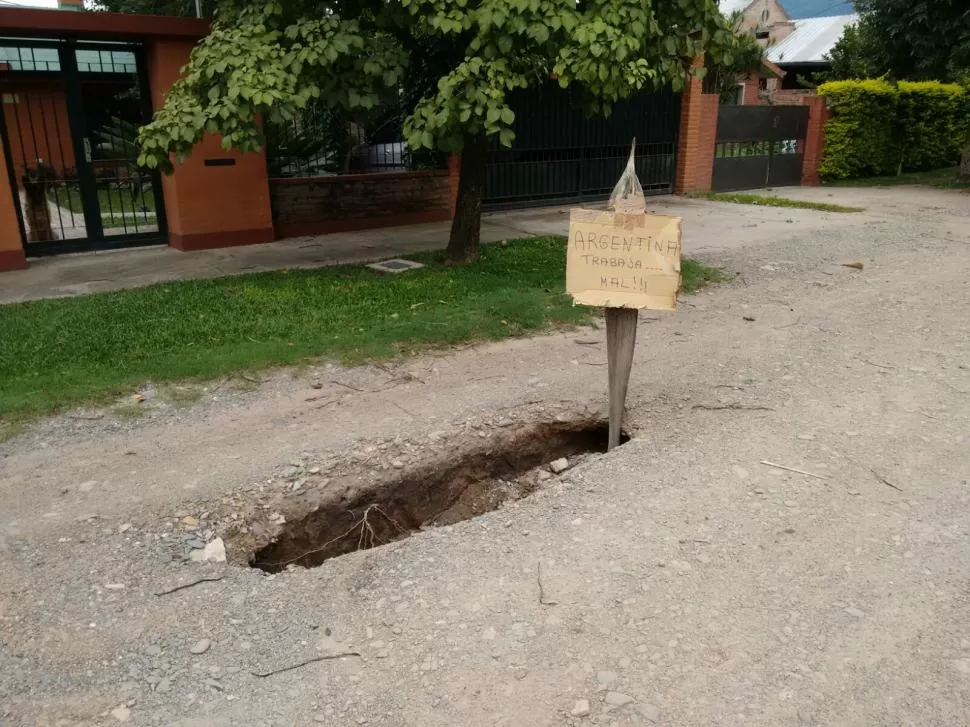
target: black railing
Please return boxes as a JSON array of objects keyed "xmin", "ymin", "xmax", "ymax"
[{"xmin": 265, "ymin": 104, "xmax": 442, "ymax": 179}]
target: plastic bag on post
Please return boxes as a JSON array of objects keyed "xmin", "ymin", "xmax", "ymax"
[{"xmin": 607, "ymin": 139, "xmax": 646, "ymax": 214}]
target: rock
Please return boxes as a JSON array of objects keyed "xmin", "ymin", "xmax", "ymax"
[
  {"xmin": 953, "ymin": 659, "xmax": 970, "ymax": 674},
  {"xmin": 391, "ymin": 460, "xmax": 405, "ymax": 469},
  {"xmin": 190, "ymin": 638, "xmax": 211, "ymax": 655},
  {"xmin": 281, "ymin": 465, "xmax": 300, "ymax": 478},
  {"xmin": 309, "ymin": 467, "xmax": 321, "ymax": 475},
  {"xmin": 636, "ymin": 703, "xmax": 662, "ymax": 723},
  {"xmin": 597, "ymin": 671, "xmax": 618, "ymax": 690},
  {"xmin": 118, "ymin": 523, "xmax": 132, "ymax": 533},
  {"xmin": 104, "ymin": 583, "xmax": 125, "ymax": 591},
  {"xmin": 145, "ymin": 645, "xmax": 162, "ymax": 657},
  {"xmin": 185, "ymin": 538, "xmax": 205, "ymax": 550},
  {"xmin": 537, "ymin": 470, "xmax": 553, "ymax": 482},
  {"xmin": 78, "ymin": 480, "xmax": 97, "ymax": 493},
  {"xmin": 796, "ymin": 434, "xmax": 816, "ymax": 441},
  {"xmin": 670, "ymin": 560, "xmax": 692, "ymax": 575},
  {"xmin": 110, "ymin": 705, "xmax": 131, "ymax": 722},
  {"xmin": 844, "ymin": 607, "xmax": 865, "ymax": 618},
  {"xmin": 156, "ymin": 677, "xmax": 171, "ymax": 693},
  {"xmin": 604, "ymin": 692, "xmax": 634, "ymax": 711},
  {"xmin": 549, "ymin": 458, "xmax": 569, "ymax": 474},
  {"xmin": 201, "ymin": 538, "xmax": 227, "ymax": 563},
  {"xmin": 571, "ymin": 699, "xmax": 591, "ymax": 717},
  {"xmin": 181, "ymin": 516, "xmax": 199, "ymax": 528},
  {"xmin": 732, "ymin": 466, "xmax": 750, "ymax": 480},
  {"xmin": 909, "ymin": 366, "xmax": 928, "ymax": 374},
  {"xmin": 696, "ymin": 553, "xmax": 711, "ymax": 565}
]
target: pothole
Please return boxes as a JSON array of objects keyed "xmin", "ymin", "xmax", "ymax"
[{"xmin": 250, "ymin": 418, "xmax": 628, "ymax": 572}]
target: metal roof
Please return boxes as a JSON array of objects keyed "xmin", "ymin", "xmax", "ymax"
[{"xmin": 767, "ymin": 14, "xmax": 859, "ymax": 65}]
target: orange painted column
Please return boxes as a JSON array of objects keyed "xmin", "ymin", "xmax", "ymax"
[
  {"xmin": 146, "ymin": 38, "xmax": 275, "ymax": 251},
  {"xmin": 0, "ymin": 137, "xmax": 27, "ymax": 272}
]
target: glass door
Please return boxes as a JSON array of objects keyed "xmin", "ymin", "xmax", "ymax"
[
  {"xmin": 0, "ymin": 37, "xmax": 165, "ymax": 256},
  {"xmin": 72, "ymin": 41, "xmax": 165, "ymax": 246}
]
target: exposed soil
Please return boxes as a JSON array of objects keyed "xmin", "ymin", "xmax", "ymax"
[{"xmin": 250, "ymin": 418, "xmax": 628, "ymax": 572}]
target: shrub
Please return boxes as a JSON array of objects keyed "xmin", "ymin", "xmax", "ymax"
[{"xmin": 818, "ymin": 80, "xmax": 970, "ymax": 181}]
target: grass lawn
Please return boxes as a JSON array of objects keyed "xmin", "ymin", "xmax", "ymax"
[
  {"xmin": 47, "ymin": 185, "xmax": 158, "ymax": 225},
  {"xmin": 0, "ymin": 236, "xmax": 723, "ymax": 429},
  {"xmin": 825, "ymin": 167, "xmax": 970, "ymax": 190},
  {"xmin": 690, "ymin": 191, "xmax": 864, "ymax": 213}
]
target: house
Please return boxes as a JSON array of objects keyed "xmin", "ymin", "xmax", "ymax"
[
  {"xmin": 766, "ymin": 14, "xmax": 859, "ymax": 92},
  {"xmin": 719, "ymin": 0, "xmax": 858, "ymax": 102}
]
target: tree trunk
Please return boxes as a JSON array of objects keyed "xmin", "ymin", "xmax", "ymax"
[
  {"xmin": 961, "ymin": 138, "xmax": 970, "ymax": 181},
  {"xmin": 445, "ymin": 132, "xmax": 488, "ymax": 264}
]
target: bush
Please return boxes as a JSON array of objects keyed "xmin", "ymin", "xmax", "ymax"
[{"xmin": 818, "ymin": 80, "xmax": 970, "ymax": 181}]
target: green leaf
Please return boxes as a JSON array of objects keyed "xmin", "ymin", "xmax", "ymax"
[{"xmin": 500, "ymin": 107, "xmax": 515, "ymax": 124}]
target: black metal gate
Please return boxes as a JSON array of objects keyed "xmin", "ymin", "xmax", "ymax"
[
  {"xmin": 484, "ymin": 84, "xmax": 680, "ymax": 209},
  {"xmin": 0, "ymin": 37, "xmax": 166, "ymax": 256},
  {"xmin": 711, "ymin": 105, "xmax": 808, "ymax": 192}
]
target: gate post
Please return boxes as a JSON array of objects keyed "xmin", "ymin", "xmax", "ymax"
[
  {"xmin": 146, "ymin": 38, "xmax": 275, "ymax": 251},
  {"xmin": 0, "ymin": 134, "xmax": 27, "ymax": 272},
  {"xmin": 801, "ymin": 95, "xmax": 827, "ymax": 186},
  {"xmin": 675, "ymin": 57, "xmax": 719, "ymax": 195}
]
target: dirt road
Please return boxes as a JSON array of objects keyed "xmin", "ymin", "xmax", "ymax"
[{"xmin": 2, "ymin": 187, "xmax": 969, "ymax": 726}]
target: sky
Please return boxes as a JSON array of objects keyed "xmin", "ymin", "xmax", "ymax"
[{"xmin": 5, "ymin": 0, "xmax": 62, "ymax": 6}]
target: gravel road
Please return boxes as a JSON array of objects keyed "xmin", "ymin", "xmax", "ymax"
[{"xmin": 1, "ymin": 187, "xmax": 969, "ymax": 726}]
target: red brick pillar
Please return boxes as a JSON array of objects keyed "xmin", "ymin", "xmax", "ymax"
[
  {"xmin": 448, "ymin": 154, "xmax": 460, "ymax": 219},
  {"xmin": 801, "ymin": 95, "xmax": 827, "ymax": 186},
  {"xmin": 675, "ymin": 58, "xmax": 719, "ymax": 195}
]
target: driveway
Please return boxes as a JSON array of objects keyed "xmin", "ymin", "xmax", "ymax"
[{"xmin": 1, "ymin": 186, "xmax": 968, "ymax": 726}]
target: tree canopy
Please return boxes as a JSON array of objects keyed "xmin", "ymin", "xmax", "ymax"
[
  {"xmin": 827, "ymin": 0, "xmax": 970, "ymax": 82},
  {"xmin": 137, "ymin": 0, "xmax": 756, "ymax": 261}
]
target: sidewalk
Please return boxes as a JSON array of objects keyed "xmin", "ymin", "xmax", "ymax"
[{"xmin": 0, "ymin": 192, "xmax": 875, "ymax": 304}]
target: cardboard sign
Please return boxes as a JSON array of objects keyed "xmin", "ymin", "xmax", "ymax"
[{"xmin": 566, "ymin": 208, "xmax": 683, "ymax": 310}]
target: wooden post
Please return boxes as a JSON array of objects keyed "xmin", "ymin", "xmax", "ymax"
[{"xmin": 605, "ymin": 307, "xmax": 638, "ymax": 451}]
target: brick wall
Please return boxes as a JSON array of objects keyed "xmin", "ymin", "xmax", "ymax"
[
  {"xmin": 270, "ymin": 169, "xmax": 451, "ymax": 239},
  {"xmin": 772, "ymin": 89, "xmax": 817, "ymax": 105}
]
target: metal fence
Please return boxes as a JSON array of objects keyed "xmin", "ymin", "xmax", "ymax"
[{"xmin": 265, "ymin": 104, "xmax": 439, "ymax": 179}]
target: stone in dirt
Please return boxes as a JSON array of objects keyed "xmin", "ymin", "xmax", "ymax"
[
  {"xmin": 636, "ymin": 703, "xmax": 662, "ymax": 722},
  {"xmin": 604, "ymin": 692, "xmax": 634, "ymax": 711},
  {"xmin": 201, "ymin": 537, "xmax": 226, "ymax": 563},
  {"xmin": 190, "ymin": 638, "xmax": 212, "ymax": 655},
  {"xmin": 571, "ymin": 699, "xmax": 591, "ymax": 717},
  {"xmin": 550, "ymin": 458, "xmax": 570, "ymax": 474},
  {"xmin": 110, "ymin": 705, "xmax": 131, "ymax": 722}
]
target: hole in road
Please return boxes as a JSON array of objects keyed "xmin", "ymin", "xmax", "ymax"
[{"xmin": 251, "ymin": 419, "xmax": 628, "ymax": 572}]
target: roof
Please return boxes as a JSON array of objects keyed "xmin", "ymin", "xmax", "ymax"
[
  {"xmin": 767, "ymin": 13, "xmax": 858, "ymax": 65},
  {"xmin": 0, "ymin": 6, "xmax": 208, "ymax": 39}
]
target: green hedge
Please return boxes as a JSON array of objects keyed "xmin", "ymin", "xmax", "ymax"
[{"xmin": 818, "ymin": 80, "xmax": 970, "ymax": 181}]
